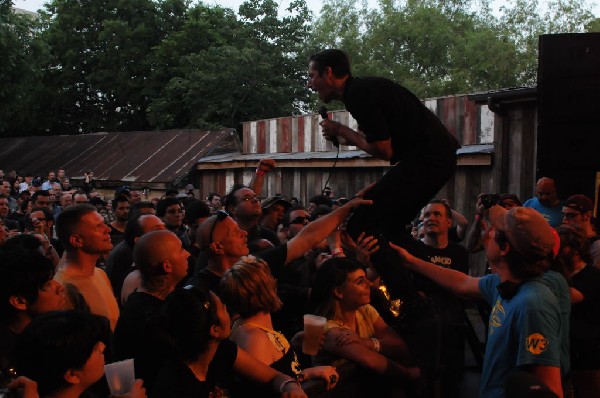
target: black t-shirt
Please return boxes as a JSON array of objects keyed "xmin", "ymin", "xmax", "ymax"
[
  {"xmin": 150, "ymin": 339, "xmax": 238, "ymax": 398},
  {"xmin": 256, "ymin": 244, "xmax": 288, "ymax": 279},
  {"xmin": 271, "ymin": 254, "xmax": 312, "ymax": 339},
  {"xmin": 343, "ymin": 76, "xmax": 460, "ymax": 165},
  {"xmin": 569, "ymin": 264, "xmax": 600, "ymax": 368},
  {"xmin": 108, "ymin": 224, "xmax": 125, "ymax": 246},
  {"xmin": 113, "ymin": 292, "xmax": 164, "ymax": 381},
  {"xmin": 4, "ymin": 212, "xmax": 24, "ymax": 231},
  {"xmin": 247, "ymin": 225, "xmax": 281, "ymax": 254},
  {"xmin": 570, "ymin": 264, "xmax": 600, "ymax": 330},
  {"xmin": 0, "ymin": 323, "xmax": 18, "ymax": 386},
  {"xmin": 190, "ymin": 267, "xmax": 223, "ymax": 296},
  {"xmin": 414, "ymin": 240, "xmax": 470, "ymax": 321},
  {"xmin": 104, "ymin": 241, "xmax": 134, "ymax": 303}
]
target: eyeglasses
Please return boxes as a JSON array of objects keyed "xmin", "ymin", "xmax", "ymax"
[
  {"xmin": 562, "ymin": 212, "xmax": 581, "ymax": 220},
  {"xmin": 166, "ymin": 208, "xmax": 183, "ymax": 214},
  {"xmin": 240, "ymin": 195, "xmax": 260, "ymax": 203},
  {"xmin": 209, "ymin": 210, "xmax": 229, "ymax": 245},
  {"xmin": 290, "ymin": 216, "xmax": 310, "ymax": 225}
]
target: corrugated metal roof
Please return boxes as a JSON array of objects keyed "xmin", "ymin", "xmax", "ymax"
[
  {"xmin": 197, "ymin": 144, "xmax": 494, "ymax": 166},
  {"xmin": 198, "ymin": 149, "xmax": 373, "ymax": 164},
  {"xmin": 0, "ymin": 129, "xmax": 241, "ymax": 184},
  {"xmin": 468, "ymin": 86, "xmax": 537, "ymax": 103},
  {"xmin": 458, "ymin": 144, "xmax": 494, "ymax": 154}
]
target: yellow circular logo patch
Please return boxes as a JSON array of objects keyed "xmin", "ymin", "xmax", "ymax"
[{"xmin": 526, "ymin": 333, "xmax": 549, "ymax": 354}]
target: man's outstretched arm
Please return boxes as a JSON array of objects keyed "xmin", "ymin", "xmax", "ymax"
[
  {"xmin": 390, "ymin": 242, "xmax": 483, "ymax": 299},
  {"xmin": 286, "ymin": 195, "xmax": 372, "ymax": 265}
]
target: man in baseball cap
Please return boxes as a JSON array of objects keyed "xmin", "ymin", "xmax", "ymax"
[
  {"xmin": 259, "ymin": 196, "xmax": 291, "ymax": 235},
  {"xmin": 390, "ymin": 205, "xmax": 569, "ymax": 398}
]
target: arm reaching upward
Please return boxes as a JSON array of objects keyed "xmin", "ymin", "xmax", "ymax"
[{"xmin": 286, "ymin": 196, "xmax": 372, "ymax": 265}]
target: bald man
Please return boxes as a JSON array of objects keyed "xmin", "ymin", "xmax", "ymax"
[
  {"xmin": 523, "ymin": 177, "xmax": 564, "ymax": 227},
  {"xmin": 105, "ymin": 213, "xmax": 166, "ymax": 305},
  {"xmin": 113, "ymin": 230, "xmax": 190, "ymax": 379}
]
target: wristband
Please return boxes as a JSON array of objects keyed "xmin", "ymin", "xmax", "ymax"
[
  {"xmin": 256, "ymin": 168, "xmax": 266, "ymax": 176},
  {"xmin": 330, "ymin": 247, "xmax": 343, "ymax": 256},
  {"xmin": 279, "ymin": 379, "xmax": 301, "ymax": 393},
  {"xmin": 371, "ymin": 337, "xmax": 381, "ymax": 352}
]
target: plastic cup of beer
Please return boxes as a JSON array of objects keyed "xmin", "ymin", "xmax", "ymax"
[
  {"xmin": 104, "ymin": 358, "xmax": 135, "ymax": 395},
  {"xmin": 302, "ymin": 314, "xmax": 327, "ymax": 355}
]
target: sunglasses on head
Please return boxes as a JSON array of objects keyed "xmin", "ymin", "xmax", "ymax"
[{"xmin": 209, "ymin": 210, "xmax": 229, "ymax": 244}]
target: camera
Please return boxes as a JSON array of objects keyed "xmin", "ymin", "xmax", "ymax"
[{"xmin": 480, "ymin": 193, "xmax": 501, "ymax": 209}]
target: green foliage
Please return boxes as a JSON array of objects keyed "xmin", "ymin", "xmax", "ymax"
[
  {"xmin": 498, "ymin": 0, "xmax": 595, "ymax": 84},
  {"xmin": 147, "ymin": 0, "xmax": 312, "ymax": 132},
  {"xmin": 586, "ymin": 17, "xmax": 600, "ymax": 31},
  {"xmin": 34, "ymin": 0, "xmax": 178, "ymax": 134},
  {"xmin": 307, "ymin": 0, "xmax": 597, "ymax": 100},
  {"xmin": 0, "ymin": 2, "xmax": 49, "ymax": 136},
  {"xmin": 1, "ymin": 0, "xmax": 597, "ymax": 136}
]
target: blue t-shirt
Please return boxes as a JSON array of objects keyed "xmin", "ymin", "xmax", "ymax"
[
  {"xmin": 477, "ymin": 273, "xmax": 565, "ymax": 398},
  {"xmin": 522, "ymin": 197, "xmax": 564, "ymax": 227}
]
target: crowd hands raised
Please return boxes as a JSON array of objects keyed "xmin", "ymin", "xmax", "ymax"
[{"xmin": 1, "ymin": 162, "xmax": 598, "ymax": 398}]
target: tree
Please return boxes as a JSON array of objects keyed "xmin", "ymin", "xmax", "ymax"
[
  {"xmin": 36, "ymin": 0, "xmax": 189, "ymax": 134},
  {"xmin": 495, "ymin": 0, "xmax": 594, "ymax": 84},
  {"xmin": 0, "ymin": 1, "xmax": 49, "ymax": 136},
  {"xmin": 307, "ymin": 0, "xmax": 597, "ymax": 98},
  {"xmin": 148, "ymin": 0, "xmax": 313, "ymax": 132}
]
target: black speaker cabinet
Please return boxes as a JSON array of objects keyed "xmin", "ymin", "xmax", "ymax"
[{"xmin": 537, "ymin": 33, "xmax": 600, "ymax": 200}]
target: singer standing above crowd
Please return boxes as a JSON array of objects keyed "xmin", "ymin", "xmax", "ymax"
[{"xmin": 306, "ymin": 49, "xmax": 461, "ymax": 303}]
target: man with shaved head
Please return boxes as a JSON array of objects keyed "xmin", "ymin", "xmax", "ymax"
[
  {"xmin": 523, "ymin": 177, "xmax": 564, "ymax": 227},
  {"xmin": 105, "ymin": 213, "xmax": 166, "ymax": 306},
  {"xmin": 113, "ymin": 230, "xmax": 190, "ymax": 380}
]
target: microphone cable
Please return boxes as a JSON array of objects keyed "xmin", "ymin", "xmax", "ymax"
[{"xmin": 319, "ymin": 106, "xmax": 340, "ymax": 193}]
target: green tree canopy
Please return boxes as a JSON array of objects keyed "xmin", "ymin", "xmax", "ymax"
[
  {"xmin": 0, "ymin": 1, "xmax": 49, "ymax": 135},
  {"xmin": 306, "ymin": 0, "xmax": 596, "ymax": 102},
  {"xmin": 1, "ymin": 0, "xmax": 597, "ymax": 136}
]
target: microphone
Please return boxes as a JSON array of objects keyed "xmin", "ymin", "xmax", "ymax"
[
  {"xmin": 319, "ymin": 106, "xmax": 339, "ymax": 147},
  {"xmin": 318, "ymin": 106, "xmax": 328, "ymax": 120}
]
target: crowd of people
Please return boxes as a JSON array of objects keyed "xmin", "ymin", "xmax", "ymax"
[
  {"xmin": 1, "ymin": 161, "xmax": 599, "ymax": 398},
  {"xmin": 1, "ymin": 48, "xmax": 599, "ymax": 398}
]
